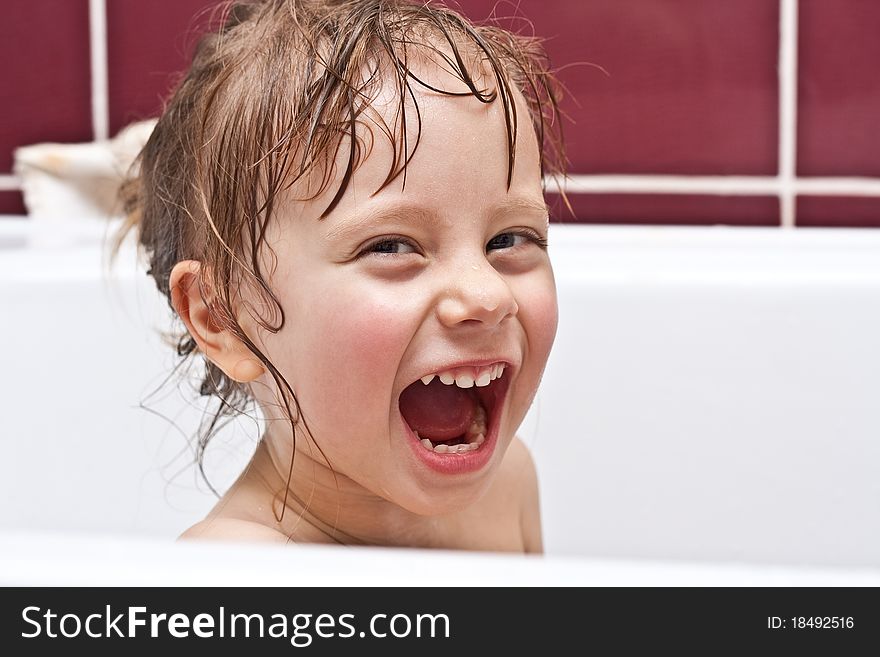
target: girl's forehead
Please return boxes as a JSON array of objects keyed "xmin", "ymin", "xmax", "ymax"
[
  {"xmin": 275, "ymin": 41, "xmax": 540, "ymax": 232},
  {"xmin": 317, "ymin": 87, "xmax": 536, "ymax": 224}
]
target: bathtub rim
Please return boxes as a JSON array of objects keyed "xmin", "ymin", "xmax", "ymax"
[{"xmin": 2, "ymin": 529, "xmax": 879, "ymax": 587}]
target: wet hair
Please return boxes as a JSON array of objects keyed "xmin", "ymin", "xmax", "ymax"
[{"xmin": 113, "ymin": 0, "xmax": 565, "ymax": 502}]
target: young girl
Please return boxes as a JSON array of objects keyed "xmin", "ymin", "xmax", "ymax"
[{"xmin": 117, "ymin": 0, "xmax": 565, "ymax": 552}]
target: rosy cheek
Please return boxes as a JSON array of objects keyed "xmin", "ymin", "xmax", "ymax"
[
  {"xmin": 298, "ymin": 286, "xmax": 415, "ymax": 411},
  {"xmin": 519, "ymin": 271, "xmax": 559, "ymax": 360},
  {"xmin": 334, "ymin": 295, "xmax": 409, "ymax": 365}
]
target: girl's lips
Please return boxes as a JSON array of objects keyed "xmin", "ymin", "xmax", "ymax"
[{"xmin": 399, "ymin": 370, "xmax": 511, "ymax": 475}]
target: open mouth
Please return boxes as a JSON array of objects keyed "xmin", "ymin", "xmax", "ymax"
[{"xmin": 398, "ymin": 363, "xmax": 510, "ymax": 455}]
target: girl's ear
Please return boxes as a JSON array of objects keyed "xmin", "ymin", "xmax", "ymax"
[{"xmin": 169, "ymin": 260, "xmax": 266, "ymax": 383}]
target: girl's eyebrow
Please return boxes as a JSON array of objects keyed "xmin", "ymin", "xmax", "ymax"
[
  {"xmin": 325, "ymin": 197, "xmax": 550, "ymax": 241},
  {"xmin": 324, "ymin": 204, "xmax": 437, "ymax": 241},
  {"xmin": 489, "ymin": 198, "xmax": 551, "ymax": 223}
]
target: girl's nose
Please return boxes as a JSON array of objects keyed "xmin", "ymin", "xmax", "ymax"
[{"xmin": 435, "ymin": 259, "xmax": 519, "ymax": 328}]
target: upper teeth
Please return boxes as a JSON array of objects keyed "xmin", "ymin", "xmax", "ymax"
[{"xmin": 420, "ymin": 363, "xmax": 506, "ymax": 388}]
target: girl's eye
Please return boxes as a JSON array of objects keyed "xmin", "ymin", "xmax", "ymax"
[
  {"xmin": 360, "ymin": 237, "xmax": 418, "ymax": 257},
  {"xmin": 487, "ymin": 229, "xmax": 548, "ymax": 252}
]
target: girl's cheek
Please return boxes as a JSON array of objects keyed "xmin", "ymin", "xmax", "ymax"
[
  {"xmin": 336, "ymin": 296, "xmax": 412, "ymax": 363},
  {"xmin": 518, "ymin": 269, "xmax": 559, "ymax": 359},
  {"xmin": 304, "ymin": 284, "xmax": 419, "ymax": 402}
]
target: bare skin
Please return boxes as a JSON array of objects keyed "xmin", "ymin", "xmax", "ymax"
[
  {"xmin": 180, "ymin": 435, "xmax": 542, "ymax": 552},
  {"xmin": 171, "ymin": 48, "xmax": 555, "ymax": 554}
]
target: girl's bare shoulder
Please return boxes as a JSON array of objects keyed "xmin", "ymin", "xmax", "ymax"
[
  {"xmin": 178, "ymin": 517, "xmax": 291, "ymax": 544},
  {"xmin": 496, "ymin": 434, "xmax": 539, "ymax": 496},
  {"xmin": 495, "ymin": 435, "xmax": 543, "ymax": 553}
]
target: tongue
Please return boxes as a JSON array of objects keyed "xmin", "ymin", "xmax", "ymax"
[{"xmin": 399, "ymin": 377, "xmax": 476, "ymax": 441}]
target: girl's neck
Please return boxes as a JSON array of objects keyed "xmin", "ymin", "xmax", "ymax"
[{"xmin": 238, "ymin": 434, "xmax": 446, "ymax": 548}]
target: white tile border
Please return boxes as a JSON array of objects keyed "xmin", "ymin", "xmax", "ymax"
[
  {"xmin": 5, "ymin": 0, "xmax": 880, "ymax": 225},
  {"xmin": 779, "ymin": 0, "xmax": 799, "ymax": 227},
  {"xmin": 88, "ymin": 0, "xmax": 109, "ymax": 142},
  {"xmin": 547, "ymin": 175, "xmax": 880, "ymax": 197}
]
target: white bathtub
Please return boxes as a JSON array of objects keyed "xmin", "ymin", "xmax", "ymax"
[{"xmin": 1, "ymin": 215, "xmax": 879, "ymax": 584}]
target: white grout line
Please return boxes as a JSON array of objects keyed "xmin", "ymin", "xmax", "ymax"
[
  {"xmin": 796, "ymin": 178, "xmax": 880, "ymax": 196},
  {"xmin": 5, "ymin": 168, "xmax": 880, "ymax": 199},
  {"xmin": 0, "ymin": 174, "xmax": 22, "ymax": 191},
  {"xmin": 779, "ymin": 0, "xmax": 799, "ymax": 227},
  {"xmin": 89, "ymin": 0, "xmax": 110, "ymax": 141},
  {"xmin": 546, "ymin": 174, "xmax": 880, "ymax": 197},
  {"xmin": 547, "ymin": 175, "xmax": 780, "ymax": 195},
  {"xmin": 5, "ymin": 170, "xmax": 880, "ymax": 198}
]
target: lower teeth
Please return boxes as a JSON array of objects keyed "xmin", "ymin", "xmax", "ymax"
[{"xmin": 416, "ymin": 403, "xmax": 488, "ymax": 454}]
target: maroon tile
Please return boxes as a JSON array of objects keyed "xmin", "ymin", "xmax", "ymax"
[
  {"xmin": 0, "ymin": 0, "xmax": 91, "ymax": 173},
  {"xmin": 107, "ymin": 0, "xmax": 220, "ymax": 136},
  {"xmin": 797, "ymin": 196, "xmax": 880, "ymax": 228},
  {"xmin": 457, "ymin": 0, "xmax": 779, "ymax": 175},
  {"xmin": 546, "ymin": 192, "xmax": 779, "ymax": 226},
  {"xmin": 0, "ymin": 190, "xmax": 27, "ymax": 216},
  {"xmin": 798, "ymin": 1, "xmax": 880, "ymax": 176}
]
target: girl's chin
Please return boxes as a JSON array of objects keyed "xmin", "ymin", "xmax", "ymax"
[{"xmin": 391, "ymin": 435, "xmax": 513, "ymax": 517}]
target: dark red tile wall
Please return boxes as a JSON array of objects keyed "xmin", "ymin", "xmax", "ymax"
[
  {"xmin": 798, "ymin": 0, "xmax": 880, "ymax": 177},
  {"xmin": 0, "ymin": 0, "xmax": 92, "ymax": 173},
  {"xmin": 3, "ymin": 1, "xmax": 880, "ymax": 226},
  {"xmin": 0, "ymin": 191, "xmax": 27, "ymax": 216},
  {"xmin": 547, "ymin": 192, "xmax": 779, "ymax": 227},
  {"xmin": 107, "ymin": 0, "xmax": 219, "ymax": 136},
  {"xmin": 459, "ymin": 0, "xmax": 780, "ymax": 177},
  {"xmin": 797, "ymin": 196, "xmax": 880, "ymax": 228}
]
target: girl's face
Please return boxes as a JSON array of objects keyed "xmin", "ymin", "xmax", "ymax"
[{"xmin": 252, "ymin": 64, "xmax": 557, "ymax": 516}]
